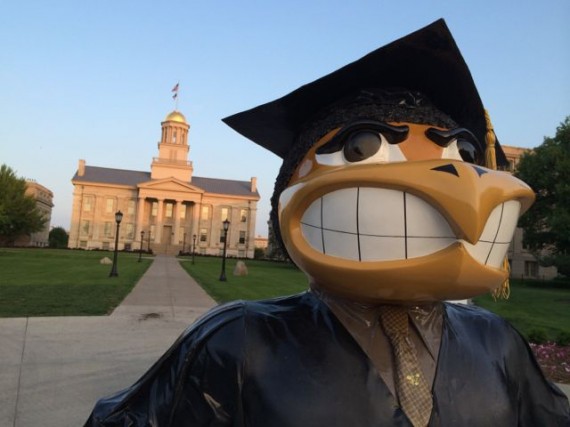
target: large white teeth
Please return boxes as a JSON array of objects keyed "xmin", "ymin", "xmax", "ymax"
[
  {"xmin": 300, "ymin": 187, "xmax": 521, "ymax": 267},
  {"xmin": 463, "ymin": 200, "xmax": 520, "ymax": 268}
]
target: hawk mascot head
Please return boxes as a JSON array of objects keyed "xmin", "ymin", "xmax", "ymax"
[{"xmin": 224, "ymin": 19, "xmax": 534, "ymax": 304}]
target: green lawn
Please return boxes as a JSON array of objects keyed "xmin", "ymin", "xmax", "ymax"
[
  {"xmin": 1, "ymin": 249, "xmax": 568, "ymax": 344},
  {"xmin": 0, "ymin": 248, "xmax": 152, "ymax": 316},
  {"xmin": 181, "ymin": 256, "xmax": 569, "ymax": 342},
  {"xmin": 473, "ymin": 281, "xmax": 570, "ymax": 342},
  {"xmin": 178, "ymin": 256, "xmax": 308, "ymax": 302}
]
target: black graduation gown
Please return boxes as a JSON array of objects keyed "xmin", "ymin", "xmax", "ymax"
[{"xmin": 84, "ymin": 292, "xmax": 570, "ymax": 426}]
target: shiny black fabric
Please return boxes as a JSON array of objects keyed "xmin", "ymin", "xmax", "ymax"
[{"xmin": 85, "ymin": 292, "xmax": 570, "ymax": 426}]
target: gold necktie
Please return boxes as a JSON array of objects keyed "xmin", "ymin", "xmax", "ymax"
[{"xmin": 380, "ymin": 306, "xmax": 433, "ymax": 427}]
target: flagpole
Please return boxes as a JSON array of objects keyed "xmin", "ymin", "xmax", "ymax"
[{"xmin": 172, "ymin": 82, "xmax": 180, "ymax": 111}]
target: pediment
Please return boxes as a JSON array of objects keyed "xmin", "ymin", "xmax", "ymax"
[{"xmin": 138, "ymin": 177, "xmax": 204, "ymax": 194}]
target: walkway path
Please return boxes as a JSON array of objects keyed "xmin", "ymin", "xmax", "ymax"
[{"xmin": 0, "ymin": 255, "xmax": 217, "ymax": 427}]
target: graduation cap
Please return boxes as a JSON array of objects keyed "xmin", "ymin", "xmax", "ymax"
[{"xmin": 223, "ymin": 19, "xmax": 506, "ymax": 166}]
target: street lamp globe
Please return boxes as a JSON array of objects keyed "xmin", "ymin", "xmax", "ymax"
[{"xmin": 115, "ymin": 210, "xmax": 123, "ymax": 224}]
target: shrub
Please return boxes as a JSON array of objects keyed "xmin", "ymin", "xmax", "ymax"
[
  {"xmin": 48, "ymin": 227, "xmax": 69, "ymax": 248},
  {"xmin": 556, "ymin": 331, "xmax": 570, "ymax": 346},
  {"xmin": 254, "ymin": 247, "xmax": 266, "ymax": 259},
  {"xmin": 527, "ymin": 329, "xmax": 548, "ymax": 344}
]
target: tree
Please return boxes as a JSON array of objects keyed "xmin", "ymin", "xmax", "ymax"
[
  {"xmin": 254, "ymin": 247, "xmax": 266, "ymax": 259},
  {"xmin": 0, "ymin": 164, "xmax": 46, "ymax": 245},
  {"xmin": 49, "ymin": 227, "xmax": 69, "ymax": 248},
  {"xmin": 515, "ymin": 116, "xmax": 570, "ymax": 276},
  {"xmin": 266, "ymin": 221, "xmax": 288, "ymax": 261}
]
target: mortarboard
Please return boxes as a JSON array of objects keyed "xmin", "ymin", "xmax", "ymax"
[{"xmin": 223, "ymin": 19, "xmax": 506, "ymax": 165}]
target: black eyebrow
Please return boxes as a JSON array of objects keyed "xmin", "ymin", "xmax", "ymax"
[
  {"xmin": 425, "ymin": 127, "xmax": 480, "ymax": 148},
  {"xmin": 316, "ymin": 120, "xmax": 409, "ymax": 155}
]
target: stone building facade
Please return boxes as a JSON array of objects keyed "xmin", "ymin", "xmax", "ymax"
[
  {"xmin": 14, "ymin": 180, "xmax": 54, "ymax": 247},
  {"xmin": 68, "ymin": 110, "xmax": 260, "ymax": 257}
]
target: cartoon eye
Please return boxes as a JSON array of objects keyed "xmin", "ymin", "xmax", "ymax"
[
  {"xmin": 343, "ymin": 131, "xmax": 382, "ymax": 162},
  {"xmin": 426, "ymin": 127, "xmax": 483, "ymax": 165},
  {"xmin": 315, "ymin": 121, "xmax": 408, "ymax": 166},
  {"xmin": 457, "ymin": 139, "xmax": 481, "ymax": 164}
]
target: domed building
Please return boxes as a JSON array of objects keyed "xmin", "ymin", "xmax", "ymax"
[{"xmin": 69, "ymin": 110, "xmax": 260, "ymax": 256}]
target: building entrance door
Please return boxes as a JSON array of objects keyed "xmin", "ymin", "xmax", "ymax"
[{"xmin": 163, "ymin": 226, "xmax": 172, "ymax": 245}]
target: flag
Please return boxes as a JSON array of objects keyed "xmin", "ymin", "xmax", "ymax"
[
  {"xmin": 171, "ymin": 83, "xmax": 179, "ymax": 93},
  {"xmin": 172, "ymin": 92, "xmax": 178, "ymax": 100}
]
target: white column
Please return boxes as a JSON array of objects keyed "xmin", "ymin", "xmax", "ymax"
[
  {"xmin": 174, "ymin": 200, "xmax": 182, "ymax": 245},
  {"xmin": 92, "ymin": 195, "xmax": 102, "ymax": 242},
  {"xmin": 192, "ymin": 201, "xmax": 200, "ymax": 250},
  {"xmin": 134, "ymin": 197, "xmax": 145, "ymax": 249},
  {"xmin": 136, "ymin": 197, "xmax": 145, "ymax": 237},
  {"xmin": 155, "ymin": 199, "xmax": 164, "ymax": 243},
  {"xmin": 248, "ymin": 204, "xmax": 257, "ymax": 258}
]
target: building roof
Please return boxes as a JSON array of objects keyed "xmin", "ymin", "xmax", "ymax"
[
  {"xmin": 192, "ymin": 176, "xmax": 257, "ymax": 198},
  {"xmin": 72, "ymin": 166, "xmax": 260, "ymax": 198},
  {"xmin": 164, "ymin": 110, "xmax": 187, "ymax": 124},
  {"xmin": 73, "ymin": 166, "xmax": 150, "ymax": 187}
]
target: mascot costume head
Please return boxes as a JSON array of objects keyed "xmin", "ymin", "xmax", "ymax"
[{"xmin": 225, "ymin": 19, "xmax": 535, "ymax": 304}]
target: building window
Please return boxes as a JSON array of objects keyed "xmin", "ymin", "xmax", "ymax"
[
  {"xmin": 201, "ymin": 205, "xmax": 209, "ymax": 220},
  {"xmin": 151, "ymin": 202, "xmax": 158, "ymax": 217},
  {"xmin": 180, "ymin": 204, "xmax": 186, "ymax": 219},
  {"xmin": 239, "ymin": 231, "xmax": 246, "ymax": 244},
  {"xmin": 84, "ymin": 196, "xmax": 93, "ymax": 212},
  {"xmin": 172, "ymin": 130, "xmax": 177, "ymax": 144},
  {"xmin": 221, "ymin": 207, "xmax": 229, "ymax": 221},
  {"xmin": 104, "ymin": 222, "xmax": 113, "ymax": 238},
  {"xmin": 220, "ymin": 229, "xmax": 228, "ymax": 244},
  {"xmin": 240, "ymin": 209, "xmax": 247, "ymax": 222},
  {"xmin": 165, "ymin": 202, "xmax": 173, "ymax": 218},
  {"xmin": 124, "ymin": 243, "xmax": 131, "ymax": 251},
  {"xmin": 126, "ymin": 223, "xmax": 134, "ymax": 239},
  {"xmin": 81, "ymin": 220, "xmax": 90, "ymax": 235},
  {"xmin": 106, "ymin": 198, "xmax": 114, "ymax": 214},
  {"xmin": 200, "ymin": 228, "xmax": 208, "ymax": 243},
  {"xmin": 127, "ymin": 200, "xmax": 135, "ymax": 215},
  {"xmin": 525, "ymin": 261, "xmax": 538, "ymax": 278}
]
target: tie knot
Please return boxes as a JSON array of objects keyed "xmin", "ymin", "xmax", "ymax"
[{"xmin": 380, "ymin": 306, "xmax": 409, "ymax": 338}]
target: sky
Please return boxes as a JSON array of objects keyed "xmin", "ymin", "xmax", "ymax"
[{"xmin": 1, "ymin": 1, "xmax": 568, "ymax": 237}]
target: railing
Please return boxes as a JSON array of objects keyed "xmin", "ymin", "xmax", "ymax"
[{"xmin": 152, "ymin": 158, "xmax": 193, "ymax": 167}]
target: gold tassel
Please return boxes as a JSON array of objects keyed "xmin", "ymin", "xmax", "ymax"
[
  {"xmin": 491, "ymin": 258, "xmax": 511, "ymax": 301},
  {"xmin": 484, "ymin": 109, "xmax": 497, "ymax": 170},
  {"xmin": 484, "ymin": 109, "xmax": 510, "ymax": 300}
]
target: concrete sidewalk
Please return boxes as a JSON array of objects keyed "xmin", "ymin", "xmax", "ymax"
[{"xmin": 1, "ymin": 255, "xmax": 217, "ymax": 427}]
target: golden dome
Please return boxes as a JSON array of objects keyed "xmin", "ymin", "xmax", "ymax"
[{"xmin": 164, "ymin": 110, "xmax": 187, "ymax": 123}]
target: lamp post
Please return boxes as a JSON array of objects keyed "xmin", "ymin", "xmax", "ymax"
[
  {"xmin": 219, "ymin": 219, "xmax": 230, "ymax": 281},
  {"xmin": 109, "ymin": 210, "xmax": 123, "ymax": 277},
  {"xmin": 182, "ymin": 232, "xmax": 187, "ymax": 255},
  {"xmin": 138, "ymin": 230, "xmax": 145, "ymax": 262},
  {"xmin": 192, "ymin": 234, "xmax": 196, "ymax": 265}
]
